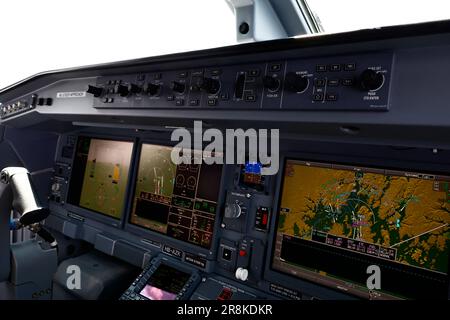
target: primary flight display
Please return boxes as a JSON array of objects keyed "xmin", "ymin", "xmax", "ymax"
[{"xmin": 68, "ymin": 136, "xmax": 134, "ymax": 219}]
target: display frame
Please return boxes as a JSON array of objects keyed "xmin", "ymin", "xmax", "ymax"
[
  {"xmin": 64, "ymin": 133, "xmax": 138, "ymax": 228},
  {"xmin": 123, "ymin": 139, "xmax": 228, "ymax": 260},
  {"xmin": 263, "ymin": 151, "xmax": 450, "ymax": 300}
]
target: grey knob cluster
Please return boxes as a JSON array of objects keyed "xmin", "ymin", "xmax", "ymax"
[{"xmin": 224, "ymin": 201, "xmax": 244, "ymax": 218}]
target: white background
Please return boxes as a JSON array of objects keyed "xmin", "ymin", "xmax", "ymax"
[
  {"xmin": 307, "ymin": 0, "xmax": 450, "ymax": 32},
  {"xmin": 0, "ymin": 0, "xmax": 236, "ymax": 89},
  {"xmin": 1, "ymin": 0, "xmax": 450, "ymax": 89}
]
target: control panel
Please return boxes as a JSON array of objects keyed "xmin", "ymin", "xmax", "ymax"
[
  {"xmin": 120, "ymin": 255, "xmax": 201, "ymax": 300},
  {"xmin": 0, "ymin": 93, "xmax": 54, "ymax": 119},
  {"xmin": 89, "ymin": 52, "xmax": 392, "ymax": 111},
  {"xmin": 44, "ymin": 131, "xmax": 450, "ymax": 301}
]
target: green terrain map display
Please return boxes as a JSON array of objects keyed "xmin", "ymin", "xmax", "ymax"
[
  {"xmin": 79, "ymin": 139, "xmax": 133, "ymax": 218},
  {"xmin": 278, "ymin": 160, "xmax": 450, "ymax": 274}
]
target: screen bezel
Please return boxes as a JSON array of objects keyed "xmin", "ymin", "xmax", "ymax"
[
  {"xmin": 64, "ymin": 134, "xmax": 138, "ymax": 228},
  {"xmin": 123, "ymin": 140, "xmax": 228, "ymax": 259},
  {"xmin": 263, "ymin": 151, "xmax": 450, "ymax": 300}
]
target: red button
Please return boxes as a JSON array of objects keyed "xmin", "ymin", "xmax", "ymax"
[
  {"xmin": 262, "ymin": 213, "xmax": 268, "ymax": 226},
  {"xmin": 239, "ymin": 250, "xmax": 246, "ymax": 257},
  {"xmin": 217, "ymin": 288, "xmax": 233, "ymax": 300}
]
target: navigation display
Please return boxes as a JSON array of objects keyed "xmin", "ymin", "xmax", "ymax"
[
  {"xmin": 129, "ymin": 144, "xmax": 222, "ymax": 249},
  {"xmin": 273, "ymin": 159, "xmax": 450, "ymax": 299},
  {"xmin": 67, "ymin": 137, "xmax": 134, "ymax": 219}
]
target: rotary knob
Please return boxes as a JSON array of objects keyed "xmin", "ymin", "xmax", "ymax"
[
  {"xmin": 235, "ymin": 267, "xmax": 249, "ymax": 281},
  {"xmin": 51, "ymin": 182, "xmax": 60, "ymax": 192},
  {"xmin": 144, "ymin": 83, "xmax": 161, "ymax": 96},
  {"xmin": 224, "ymin": 201, "xmax": 243, "ymax": 219},
  {"xmin": 359, "ymin": 69, "xmax": 384, "ymax": 91},
  {"xmin": 285, "ymin": 72, "xmax": 309, "ymax": 93},
  {"xmin": 170, "ymin": 81, "xmax": 186, "ymax": 94},
  {"xmin": 128, "ymin": 83, "xmax": 142, "ymax": 94},
  {"xmin": 198, "ymin": 77, "xmax": 221, "ymax": 94},
  {"xmin": 263, "ymin": 75, "xmax": 280, "ymax": 92},
  {"xmin": 86, "ymin": 85, "xmax": 104, "ymax": 97},
  {"xmin": 115, "ymin": 84, "xmax": 130, "ymax": 97}
]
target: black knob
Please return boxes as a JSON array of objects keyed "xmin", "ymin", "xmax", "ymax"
[
  {"xmin": 359, "ymin": 69, "xmax": 384, "ymax": 91},
  {"xmin": 263, "ymin": 75, "xmax": 280, "ymax": 92},
  {"xmin": 285, "ymin": 72, "xmax": 309, "ymax": 93},
  {"xmin": 170, "ymin": 81, "xmax": 185, "ymax": 94},
  {"xmin": 86, "ymin": 85, "xmax": 103, "ymax": 97},
  {"xmin": 115, "ymin": 84, "xmax": 130, "ymax": 97},
  {"xmin": 198, "ymin": 77, "xmax": 221, "ymax": 94},
  {"xmin": 128, "ymin": 83, "xmax": 142, "ymax": 94},
  {"xmin": 144, "ymin": 83, "xmax": 161, "ymax": 96}
]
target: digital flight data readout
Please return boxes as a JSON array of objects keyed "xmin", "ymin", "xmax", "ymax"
[
  {"xmin": 240, "ymin": 162, "xmax": 265, "ymax": 191},
  {"xmin": 129, "ymin": 144, "xmax": 223, "ymax": 249},
  {"xmin": 273, "ymin": 159, "xmax": 450, "ymax": 299},
  {"xmin": 139, "ymin": 264, "xmax": 191, "ymax": 300},
  {"xmin": 67, "ymin": 137, "xmax": 134, "ymax": 219}
]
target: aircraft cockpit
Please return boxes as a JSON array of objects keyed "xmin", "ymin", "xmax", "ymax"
[{"xmin": 0, "ymin": 0, "xmax": 449, "ymax": 305}]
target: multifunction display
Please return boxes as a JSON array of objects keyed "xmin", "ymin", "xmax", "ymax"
[
  {"xmin": 273, "ymin": 159, "xmax": 450, "ymax": 299},
  {"xmin": 129, "ymin": 144, "xmax": 222, "ymax": 249}
]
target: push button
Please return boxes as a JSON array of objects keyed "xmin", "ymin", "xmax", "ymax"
[
  {"xmin": 316, "ymin": 65, "xmax": 327, "ymax": 72},
  {"xmin": 269, "ymin": 64, "xmax": 281, "ymax": 72},
  {"xmin": 329, "ymin": 64, "xmax": 341, "ymax": 72},
  {"xmin": 313, "ymin": 93, "xmax": 324, "ymax": 101},
  {"xmin": 217, "ymin": 288, "xmax": 233, "ymax": 300},
  {"xmin": 326, "ymin": 93, "xmax": 338, "ymax": 101},
  {"xmin": 207, "ymin": 99, "xmax": 217, "ymax": 106},
  {"xmin": 244, "ymin": 94, "xmax": 256, "ymax": 102},
  {"xmin": 314, "ymin": 79, "xmax": 325, "ymax": 87},
  {"xmin": 222, "ymin": 248, "xmax": 232, "ymax": 261},
  {"xmin": 328, "ymin": 79, "xmax": 339, "ymax": 86},
  {"xmin": 189, "ymin": 99, "xmax": 199, "ymax": 106},
  {"xmin": 248, "ymin": 69, "xmax": 260, "ymax": 77},
  {"xmin": 344, "ymin": 63, "xmax": 356, "ymax": 71},
  {"xmin": 342, "ymin": 78, "xmax": 354, "ymax": 86}
]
